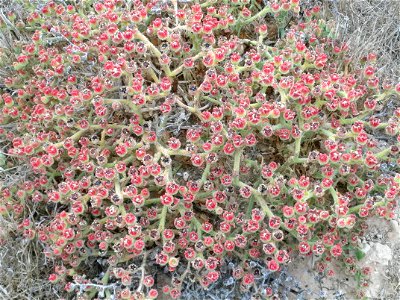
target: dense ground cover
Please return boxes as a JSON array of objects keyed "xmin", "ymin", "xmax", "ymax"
[{"xmin": 0, "ymin": 0, "xmax": 399, "ymax": 299}]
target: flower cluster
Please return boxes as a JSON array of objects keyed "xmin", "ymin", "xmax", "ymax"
[{"xmin": 0, "ymin": 0, "xmax": 399, "ymax": 299}]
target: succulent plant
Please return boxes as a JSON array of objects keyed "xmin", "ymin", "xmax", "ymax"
[{"xmin": 0, "ymin": 0, "xmax": 399, "ymax": 299}]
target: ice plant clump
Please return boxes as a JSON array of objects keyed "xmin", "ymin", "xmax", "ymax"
[{"xmin": 0, "ymin": 0, "xmax": 399, "ymax": 299}]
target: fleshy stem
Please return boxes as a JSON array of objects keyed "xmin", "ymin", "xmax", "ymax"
[
  {"xmin": 233, "ymin": 147, "xmax": 244, "ymax": 185},
  {"xmin": 294, "ymin": 133, "xmax": 303, "ymax": 157},
  {"xmin": 169, "ymin": 52, "xmax": 204, "ymax": 77},
  {"xmin": 349, "ymin": 201, "xmax": 386, "ymax": 214},
  {"xmin": 329, "ymin": 187, "xmax": 339, "ymax": 206},
  {"xmin": 236, "ymin": 181, "xmax": 274, "ymax": 218},
  {"xmin": 158, "ymin": 204, "xmax": 168, "ymax": 233},
  {"xmin": 134, "ymin": 29, "xmax": 172, "ymax": 76},
  {"xmin": 53, "ymin": 124, "xmax": 127, "ymax": 148},
  {"xmin": 376, "ymin": 147, "xmax": 392, "ymax": 159},
  {"xmin": 115, "ymin": 177, "xmax": 126, "ymax": 216},
  {"xmin": 242, "ymin": 6, "xmax": 272, "ymax": 24},
  {"xmin": 87, "ymin": 267, "xmax": 112, "ymax": 298},
  {"xmin": 199, "ymin": 163, "xmax": 211, "ymax": 189},
  {"xmin": 136, "ymin": 251, "xmax": 149, "ymax": 292}
]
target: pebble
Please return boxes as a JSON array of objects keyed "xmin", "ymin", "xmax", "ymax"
[
  {"xmin": 363, "ymin": 243, "xmax": 392, "ymax": 266},
  {"xmin": 387, "ymin": 220, "xmax": 400, "ymax": 241}
]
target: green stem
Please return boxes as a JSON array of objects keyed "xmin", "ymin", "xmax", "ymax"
[
  {"xmin": 276, "ymin": 156, "xmax": 307, "ymax": 173},
  {"xmin": 175, "ymin": 98, "xmax": 202, "ymax": 119},
  {"xmin": 233, "ymin": 148, "xmax": 244, "ymax": 184},
  {"xmin": 294, "ymin": 134, "xmax": 302, "ymax": 157},
  {"xmin": 156, "ymin": 143, "xmax": 191, "ymax": 157},
  {"xmin": 191, "ymin": 217, "xmax": 203, "ymax": 238},
  {"xmin": 340, "ymin": 111, "xmax": 372, "ymax": 125},
  {"xmin": 243, "ymin": 5, "xmax": 271, "ymax": 24},
  {"xmin": 349, "ymin": 201, "xmax": 386, "ymax": 214},
  {"xmin": 53, "ymin": 124, "xmax": 128, "ymax": 148},
  {"xmin": 101, "ymin": 268, "xmax": 111, "ymax": 285},
  {"xmin": 253, "ymin": 193, "xmax": 274, "ymax": 218},
  {"xmin": 236, "ymin": 181, "xmax": 274, "ymax": 218},
  {"xmin": 147, "ymin": 67, "xmax": 160, "ymax": 83},
  {"xmin": 170, "ymin": 52, "xmax": 204, "ymax": 77},
  {"xmin": 329, "ymin": 187, "xmax": 339, "ymax": 206},
  {"xmin": 199, "ymin": 163, "xmax": 211, "ymax": 188},
  {"xmin": 376, "ymin": 147, "xmax": 391, "ymax": 159},
  {"xmin": 145, "ymin": 198, "xmax": 161, "ymax": 205},
  {"xmin": 203, "ymin": 96, "xmax": 223, "ymax": 106},
  {"xmin": 246, "ymin": 196, "xmax": 255, "ymax": 219},
  {"xmin": 134, "ymin": 30, "xmax": 172, "ymax": 76},
  {"xmin": 293, "ymin": 157, "xmax": 308, "ymax": 164},
  {"xmin": 158, "ymin": 205, "xmax": 168, "ymax": 232},
  {"xmin": 319, "ymin": 128, "xmax": 336, "ymax": 141},
  {"xmin": 115, "ymin": 178, "xmax": 126, "ymax": 215}
]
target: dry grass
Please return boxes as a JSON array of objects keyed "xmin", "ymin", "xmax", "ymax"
[
  {"xmin": 320, "ymin": 0, "xmax": 400, "ymax": 80},
  {"xmin": 0, "ymin": 0, "xmax": 31, "ymax": 84},
  {"xmin": 0, "ymin": 217, "xmax": 66, "ymax": 300},
  {"xmin": 0, "ymin": 2, "xmax": 63, "ymax": 299}
]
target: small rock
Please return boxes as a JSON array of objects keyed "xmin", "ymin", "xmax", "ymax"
[
  {"xmin": 387, "ymin": 220, "xmax": 400, "ymax": 242},
  {"xmin": 360, "ymin": 243, "xmax": 371, "ymax": 254},
  {"xmin": 363, "ymin": 243, "xmax": 392, "ymax": 265},
  {"xmin": 359, "ymin": 243, "xmax": 394, "ymax": 298}
]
